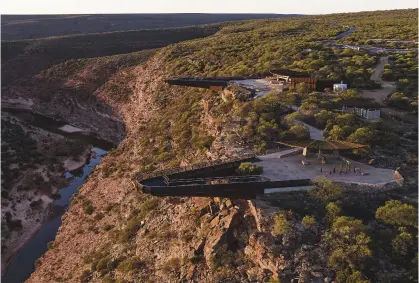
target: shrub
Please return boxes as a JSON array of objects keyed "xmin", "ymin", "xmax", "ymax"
[
  {"xmin": 211, "ymin": 245, "xmax": 235, "ymax": 268},
  {"xmin": 325, "ymin": 201, "xmax": 342, "ymax": 226},
  {"xmin": 83, "ymin": 200, "xmax": 94, "ymax": 215},
  {"xmin": 117, "ymin": 257, "xmax": 144, "ymax": 273},
  {"xmin": 388, "ymin": 92, "xmax": 411, "ymax": 110},
  {"xmin": 273, "ymin": 212, "xmax": 292, "ymax": 237},
  {"xmin": 327, "ymin": 125, "xmax": 345, "ymax": 140},
  {"xmin": 314, "ymin": 110, "xmax": 333, "ymax": 127},
  {"xmin": 285, "ymin": 125, "xmax": 310, "ymax": 140},
  {"xmin": 118, "ymin": 217, "xmax": 142, "ymax": 243},
  {"xmin": 213, "ymin": 266, "xmax": 234, "ymax": 281},
  {"xmin": 140, "ymin": 198, "xmax": 159, "ymax": 214},
  {"xmin": 190, "ymin": 254, "xmax": 203, "ymax": 264},
  {"xmin": 80, "ymin": 270, "xmax": 92, "ymax": 283},
  {"xmin": 310, "ymin": 177, "xmax": 343, "ymax": 204},
  {"xmin": 392, "ymin": 229, "xmax": 414, "ymax": 257},
  {"xmin": 324, "ymin": 216, "xmax": 371, "ymax": 281},
  {"xmin": 47, "ymin": 241, "xmax": 54, "ymax": 250},
  {"xmin": 96, "ymin": 258, "xmax": 110, "ymax": 272},
  {"xmin": 162, "ymin": 257, "xmax": 181, "ymax": 275},
  {"xmin": 376, "ymin": 200, "xmax": 417, "ymax": 227},
  {"xmin": 236, "ymin": 162, "xmax": 263, "ymax": 175},
  {"xmin": 302, "ymin": 215, "xmax": 316, "ymax": 229},
  {"xmin": 347, "ymin": 127, "xmax": 375, "ymax": 145},
  {"xmin": 341, "ymin": 89, "xmax": 360, "ymax": 99}
]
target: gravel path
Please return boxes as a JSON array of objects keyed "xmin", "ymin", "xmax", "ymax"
[{"xmin": 361, "ymin": 56, "xmax": 396, "ymax": 105}]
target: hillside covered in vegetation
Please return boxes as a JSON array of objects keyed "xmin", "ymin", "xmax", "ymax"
[{"xmin": 2, "ymin": 9, "xmax": 417, "ymax": 283}]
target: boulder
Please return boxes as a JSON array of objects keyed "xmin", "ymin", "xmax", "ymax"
[{"xmin": 203, "ymin": 208, "xmax": 241, "ymax": 268}]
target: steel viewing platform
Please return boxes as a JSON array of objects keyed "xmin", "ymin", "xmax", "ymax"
[{"xmin": 136, "ymin": 152, "xmax": 312, "ymax": 198}]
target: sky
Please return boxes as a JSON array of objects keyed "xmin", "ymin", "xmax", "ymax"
[{"xmin": 1, "ymin": 0, "xmax": 417, "ymax": 15}]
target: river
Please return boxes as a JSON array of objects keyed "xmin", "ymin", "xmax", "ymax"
[{"xmin": 2, "ymin": 147, "xmax": 107, "ymax": 283}]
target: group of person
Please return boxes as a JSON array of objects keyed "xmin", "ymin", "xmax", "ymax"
[{"xmin": 321, "ymin": 163, "xmax": 362, "ymax": 175}]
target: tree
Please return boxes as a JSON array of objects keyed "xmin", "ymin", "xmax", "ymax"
[
  {"xmin": 299, "ymin": 101, "xmax": 319, "ymax": 116},
  {"xmin": 335, "ymin": 113, "xmax": 356, "ymax": 127},
  {"xmin": 314, "ymin": 110, "xmax": 333, "ymax": 128},
  {"xmin": 347, "ymin": 127, "xmax": 375, "ymax": 145},
  {"xmin": 388, "ymin": 92, "xmax": 411, "ymax": 110},
  {"xmin": 392, "ymin": 229, "xmax": 414, "ymax": 257},
  {"xmin": 296, "ymin": 82, "xmax": 310, "ymax": 94},
  {"xmin": 287, "ymin": 125, "xmax": 310, "ymax": 140},
  {"xmin": 327, "ymin": 125, "xmax": 345, "ymax": 140},
  {"xmin": 273, "ymin": 212, "xmax": 293, "ymax": 237},
  {"xmin": 375, "ymin": 200, "xmax": 417, "ymax": 228},
  {"xmin": 342, "ymin": 89, "xmax": 361, "ymax": 99},
  {"xmin": 346, "ymin": 270, "xmax": 371, "ymax": 283},
  {"xmin": 310, "ymin": 176, "xmax": 343, "ymax": 203},
  {"xmin": 324, "ymin": 216, "xmax": 372, "ymax": 282}
]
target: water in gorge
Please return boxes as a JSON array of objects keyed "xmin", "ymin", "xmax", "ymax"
[{"xmin": 2, "ymin": 147, "xmax": 107, "ymax": 283}]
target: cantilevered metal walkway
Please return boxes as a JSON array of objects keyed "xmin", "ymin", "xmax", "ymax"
[{"xmin": 136, "ymin": 154, "xmax": 311, "ymax": 198}]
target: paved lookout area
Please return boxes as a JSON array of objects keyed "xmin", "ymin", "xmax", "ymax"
[{"xmin": 257, "ymin": 151, "xmax": 395, "ymax": 185}]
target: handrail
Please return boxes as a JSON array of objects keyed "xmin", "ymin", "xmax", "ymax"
[{"xmin": 136, "ymin": 153, "xmax": 255, "ymax": 181}]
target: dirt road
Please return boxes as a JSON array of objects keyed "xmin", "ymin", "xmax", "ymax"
[{"xmin": 361, "ymin": 56, "xmax": 396, "ymax": 105}]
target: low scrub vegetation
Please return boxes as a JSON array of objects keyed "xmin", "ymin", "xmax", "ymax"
[{"xmin": 236, "ymin": 162, "xmax": 263, "ymax": 175}]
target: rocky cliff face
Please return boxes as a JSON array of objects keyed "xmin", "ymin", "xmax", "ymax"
[{"xmin": 23, "ymin": 49, "xmax": 328, "ymax": 283}]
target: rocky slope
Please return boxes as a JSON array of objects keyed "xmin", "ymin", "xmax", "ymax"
[
  {"xmin": 25, "ymin": 47, "xmax": 264, "ymax": 283},
  {"xmin": 24, "ymin": 46, "xmax": 337, "ymax": 283},
  {"xmin": 5, "ymin": 10, "xmax": 417, "ymax": 283}
]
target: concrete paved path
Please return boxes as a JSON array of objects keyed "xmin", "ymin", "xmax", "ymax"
[{"xmin": 290, "ymin": 105, "xmax": 324, "ymax": 140}]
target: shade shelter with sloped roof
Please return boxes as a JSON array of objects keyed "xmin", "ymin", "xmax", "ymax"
[
  {"xmin": 277, "ymin": 139, "xmax": 366, "ymax": 151},
  {"xmin": 277, "ymin": 139, "xmax": 366, "ymax": 159}
]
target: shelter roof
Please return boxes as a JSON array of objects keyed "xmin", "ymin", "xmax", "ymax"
[{"xmin": 277, "ymin": 139, "xmax": 366, "ymax": 150}]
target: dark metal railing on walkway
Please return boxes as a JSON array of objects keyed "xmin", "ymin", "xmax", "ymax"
[{"xmin": 136, "ymin": 153, "xmax": 255, "ymax": 181}]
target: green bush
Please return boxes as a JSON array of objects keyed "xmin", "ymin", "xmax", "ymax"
[
  {"xmin": 96, "ymin": 258, "xmax": 110, "ymax": 271},
  {"xmin": 35, "ymin": 258, "xmax": 42, "ymax": 268},
  {"xmin": 140, "ymin": 198, "xmax": 160, "ymax": 214},
  {"xmin": 236, "ymin": 162, "xmax": 263, "ymax": 175},
  {"xmin": 302, "ymin": 215, "xmax": 316, "ymax": 229},
  {"xmin": 310, "ymin": 177, "xmax": 343, "ymax": 204},
  {"xmin": 83, "ymin": 200, "xmax": 94, "ymax": 215},
  {"xmin": 273, "ymin": 212, "xmax": 292, "ymax": 237},
  {"xmin": 47, "ymin": 241, "xmax": 54, "ymax": 250},
  {"xmin": 190, "ymin": 254, "xmax": 203, "ymax": 264},
  {"xmin": 323, "ymin": 216, "xmax": 371, "ymax": 282},
  {"xmin": 392, "ymin": 229, "xmax": 414, "ymax": 257},
  {"xmin": 117, "ymin": 257, "xmax": 144, "ymax": 273},
  {"xmin": 118, "ymin": 217, "xmax": 142, "ymax": 243},
  {"xmin": 376, "ymin": 200, "xmax": 417, "ymax": 228}
]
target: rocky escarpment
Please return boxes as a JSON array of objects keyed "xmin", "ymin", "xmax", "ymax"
[
  {"xmin": 2, "ymin": 95, "xmax": 124, "ymax": 145},
  {"xmin": 16, "ymin": 11, "xmax": 419, "ymax": 283},
  {"xmin": 24, "ymin": 50, "xmax": 243, "ymax": 282},
  {"xmin": 24, "ymin": 49, "xmax": 330, "ymax": 283}
]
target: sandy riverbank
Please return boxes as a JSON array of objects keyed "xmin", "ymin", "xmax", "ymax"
[{"xmin": 1, "ymin": 148, "xmax": 92, "ymax": 275}]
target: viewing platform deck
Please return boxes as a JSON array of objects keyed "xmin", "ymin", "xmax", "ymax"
[{"xmin": 136, "ymin": 149, "xmax": 402, "ymax": 198}]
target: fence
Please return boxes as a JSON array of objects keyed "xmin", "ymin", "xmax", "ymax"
[{"xmin": 136, "ymin": 153, "xmax": 256, "ymax": 181}]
